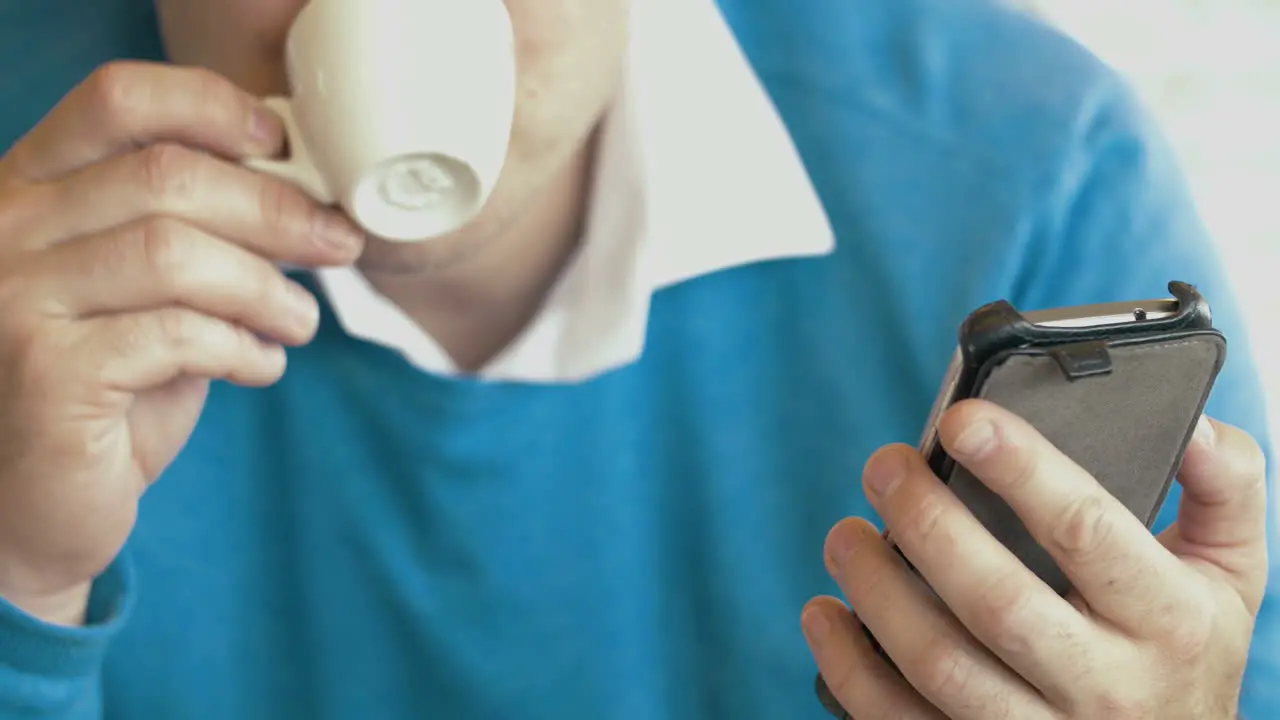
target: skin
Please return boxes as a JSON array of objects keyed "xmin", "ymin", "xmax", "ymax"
[
  {"xmin": 0, "ymin": 3, "xmax": 1267, "ymax": 714},
  {"xmin": 805, "ymin": 400, "xmax": 1268, "ymax": 719},
  {"xmin": 0, "ymin": 0, "xmax": 627, "ymax": 623},
  {"xmin": 154, "ymin": 0, "xmax": 631, "ymax": 369}
]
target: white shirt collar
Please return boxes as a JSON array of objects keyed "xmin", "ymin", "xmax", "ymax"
[{"xmin": 314, "ymin": 0, "xmax": 834, "ymax": 382}]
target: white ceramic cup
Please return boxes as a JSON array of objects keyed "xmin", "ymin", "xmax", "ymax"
[{"xmin": 244, "ymin": 0, "xmax": 517, "ymax": 242}]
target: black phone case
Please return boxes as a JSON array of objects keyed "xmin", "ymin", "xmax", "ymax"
[{"xmin": 816, "ymin": 282, "xmax": 1226, "ymax": 718}]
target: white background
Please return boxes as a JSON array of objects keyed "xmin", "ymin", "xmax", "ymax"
[{"xmin": 1034, "ymin": 0, "xmax": 1280, "ymax": 440}]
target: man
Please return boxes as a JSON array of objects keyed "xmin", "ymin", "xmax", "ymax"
[{"xmin": 0, "ymin": 0, "xmax": 1273, "ymax": 717}]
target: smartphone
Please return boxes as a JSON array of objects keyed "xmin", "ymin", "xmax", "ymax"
[
  {"xmin": 909, "ymin": 280, "xmax": 1224, "ymax": 594},
  {"xmin": 916, "ymin": 298, "xmax": 1182, "ymax": 473},
  {"xmin": 815, "ymin": 281, "xmax": 1226, "ymax": 718}
]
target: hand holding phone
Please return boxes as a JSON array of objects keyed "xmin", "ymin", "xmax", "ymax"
[
  {"xmin": 808, "ymin": 280, "xmax": 1259, "ymax": 717},
  {"xmin": 914, "ymin": 280, "xmax": 1224, "ymax": 594}
]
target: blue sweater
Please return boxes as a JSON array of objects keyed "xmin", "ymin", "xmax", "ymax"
[{"xmin": 0, "ymin": 0, "xmax": 1275, "ymax": 718}]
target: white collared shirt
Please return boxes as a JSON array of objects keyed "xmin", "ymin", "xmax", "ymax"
[{"xmin": 314, "ymin": 0, "xmax": 834, "ymax": 382}]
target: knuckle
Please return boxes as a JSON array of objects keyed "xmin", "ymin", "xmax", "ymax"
[
  {"xmin": 914, "ymin": 640, "xmax": 978, "ymax": 701},
  {"xmin": 901, "ymin": 493, "xmax": 948, "ymax": 546},
  {"xmin": 1153, "ymin": 593, "xmax": 1215, "ymax": 662},
  {"xmin": 87, "ymin": 223, "xmax": 146, "ymax": 282},
  {"xmin": 1163, "ymin": 615, "xmax": 1214, "ymax": 665},
  {"xmin": 184, "ymin": 67, "xmax": 249, "ymax": 127},
  {"xmin": 971, "ymin": 575, "xmax": 1037, "ymax": 655},
  {"xmin": 153, "ymin": 309, "xmax": 204, "ymax": 349},
  {"xmin": 136, "ymin": 217, "xmax": 191, "ymax": 280},
  {"xmin": 137, "ymin": 142, "xmax": 201, "ymax": 203},
  {"xmin": 1085, "ymin": 686, "xmax": 1155, "ymax": 720},
  {"xmin": 1049, "ymin": 493, "xmax": 1113, "ymax": 560},
  {"xmin": 257, "ymin": 174, "xmax": 312, "ymax": 238},
  {"xmin": 85, "ymin": 62, "xmax": 145, "ymax": 128},
  {"xmin": 821, "ymin": 663, "xmax": 860, "ymax": 715},
  {"xmin": 995, "ymin": 440, "xmax": 1037, "ymax": 492},
  {"xmin": 182, "ymin": 66, "xmax": 231, "ymax": 103},
  {"xmin": 851, "ymin": 558, "xmax": 893, "ymax": 602},
  {"xmin": 111, "ymin": 315, "xmax": 154, "ymax": 357},
  {"xmin": 113, "ymin": 309, "xmax": 202, "ymax": 358}
]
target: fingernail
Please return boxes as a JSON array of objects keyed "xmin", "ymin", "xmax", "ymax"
[
  {"xmin": 863, "ymin": 449, "xmax": 906, "ymax": 497},
  {"xmin": 319, "ymin": 214, "xmax": 365, "ymax": 255},
  {"xmin": 249, "ymin": 106, "xmax": 283, "ymax": 153},
  {"xmin": 802, "ymin": 606, "xmax": 831, "ymax": 644},
  {"xmin": 952, "ymin": 419, "xmax": 997, "ymax": 458},
  {"xmin": 1192, "ymin": 415, "xmax": 1216, "ymax": 450}
]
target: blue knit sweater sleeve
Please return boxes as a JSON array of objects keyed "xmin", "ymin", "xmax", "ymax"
[
  {"xmin": 0, "ymin": 556, "xmax": 135, "ymax": 719},
  {"xmin": 1014, "ymin": 75, "xmax": 1278, "ymax": 719}
]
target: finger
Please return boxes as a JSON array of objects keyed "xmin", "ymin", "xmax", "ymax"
[
  {"xmin": 21, "ymin": 143, "xmax": 363, "ymax": 266},
  {"xmin": 826, "ymin": 518, "xmax": 1054, "ymax": 720},
  {"xmin": 861, "ymin": 444, "xmax": 1106, "ymax": 702},
  {"xmin": 1162, "ymin": 416, "xmax": 1269, "ymax": 607},
  {"xmin": 938, "ymin": 400, "xmax": 1196, "ymax": 639},
  {"xmin": 25, "ymin": 218, "xmax": 319, "ymax": 346},
  {"xmin": 802, "ymin": 596, "xmax": 945, "ymax": 720},
  {"xmin": 0, "ymin": 61, "xmax": 282, "ymax": 186},
  {"xmin": 75, "ymin": 308, "xmax": 287, "ymax": 391}
]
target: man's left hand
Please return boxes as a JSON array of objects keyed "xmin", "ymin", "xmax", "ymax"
[{"xmin": 803, "ymin": 399, "xmax": 1268, "ymax": 720}]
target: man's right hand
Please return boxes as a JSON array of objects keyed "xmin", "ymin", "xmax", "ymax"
[{"xmin": 0, "ymin": 61, "xmax": 365, "ymax": 626}]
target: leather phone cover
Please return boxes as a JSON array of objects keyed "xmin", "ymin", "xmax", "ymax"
[
  {"xmin": 946, "ymin": 330, "xmax": 1227, "ymax": 595},
  {"xmin": 816, "ymin": 283, "xmax": 1224, "ymax": 717}
]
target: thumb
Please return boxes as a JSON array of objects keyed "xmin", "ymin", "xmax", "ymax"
[{"xmin": 1165, "ymin": 416, "xmax": 1269, "ymax": 586}]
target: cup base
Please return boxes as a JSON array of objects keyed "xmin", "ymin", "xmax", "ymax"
[{"xmin": 351, "ymin": 153, "xmax": 483, "ymax": 242}]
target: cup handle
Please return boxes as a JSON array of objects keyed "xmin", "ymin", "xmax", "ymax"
[{"xmin": 243, "ymin": 97, "xmax": 334, "ymax": 204}]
